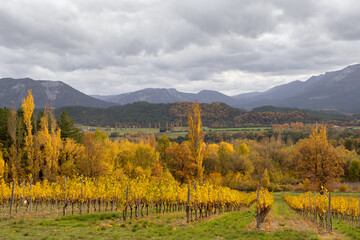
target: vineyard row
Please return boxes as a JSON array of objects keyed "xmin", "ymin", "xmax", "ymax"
[
  {"xmin": 0, "ymin": 177, "xmax": 264, "ymax": 222},
  {"xmin": 284, "ymin": 191, "xmax": 360, "ymax": 230}
]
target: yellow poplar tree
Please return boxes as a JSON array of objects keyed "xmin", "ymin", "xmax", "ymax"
[
  {"xmin": 187, "ymin": 102, "xmax": 205, "ymax": 181},
  {"xmin": 36, "ymin": 109, "xmax": 53, "ymax": 180},
  {"xmin": 49, "ymin": 108, "xmax": 61, "ymax": 179},
  {"xmin": 22, "ymin": 89, "xmax": 35, "ymax": 176},
  {"xmin": 0, "ymin": 150, "xmax": 4, "ymax": 179},
  {"xmin": 8, "ymin": 105, "xmax": 19, "ymax": 179}
]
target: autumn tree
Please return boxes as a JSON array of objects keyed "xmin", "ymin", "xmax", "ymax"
[
  {"xmin": 217, "ymin": 142, "xmax": 235, "ymax": 175},
  {"xmin": 0, "ymin": 149, "xmax": 4, "ymax": 179},
  {"xmin": 349, "ymin": 159, "xmax": 360, "ymax": 181},
  {"xmin": 203, "ymin": 143, "xmax": 219, "ymax": 174},
  {"xmin": 49, "ymin": 108, "xmax": 61, "ymax": 179},
  {"xmin": 7, "ymin": 105, "xmax": 19, "ymax": 179},
  {"xmin": 59, "ymin": 138, "xmax": 83, "ymax": 177},
  {"xmin": 187, "ymin": 102, "xmax": 205, "ymax": 181},
  {"xmin": 35, "ymin": 109, "xmax": 51, "ymax": 180},
  {"xmin": 77, "ymin": 131, "xmax": 112, "ymax": 178},
  {"xmin": 22, "ymin": 89, "xmax": 35, "ymax": 177},
  {"xmin": 35, "ymin": 108, "xmax": 62, "ymax": 181},
  {"xmin": 166, "ymin": 142, "xmax": 197, "ymax": 185},
  {"xmin": 260, "ymin": 168, "xmax": 270, "ymax": 188},
  {"xmin": 296, "ymin": 126, "xmax": 344, "ymax": 190},
  {"xmin": 156, "ymin": 134, "xmax": 171, "ymax": 165}
]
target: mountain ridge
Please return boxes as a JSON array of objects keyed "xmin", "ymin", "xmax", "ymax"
[
  {"xmin": 0, "ymin": 78, "xmax": 113, "ymax": 108},
  {"xmin": 1, "ymin": 64, "xmax": 360, "ymax": 112},
  {"xmin": 92, "ymin": 64, "xmax": 360, "ymax": 112}
]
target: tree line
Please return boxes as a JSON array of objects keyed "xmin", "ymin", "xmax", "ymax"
[{"xmin": 54, "ymin": 102, "xmax": 354, "ymax": 128}]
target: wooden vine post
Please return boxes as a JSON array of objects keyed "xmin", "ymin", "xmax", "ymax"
[
  {"xmin": 124, "ymin": 186, "xmax": 129, "ymax": 220},
  {"xmin": 186, "ymin": 186, "xmax": 190, "ymax": 223},
  {"xmin": 194, "ymin": 182, "xmax": 197, "ymax": 220},
  {"xmin": 323, "ymin": 190, "xmax": 326, "ymax": 229},
  {"xmin": 10, "ymin": 180, "xmax": 15, "ymax": 214},
  {"xmin": 63, "ymin": 177, "xmax": 67, "ymax": 216},
  {"xmin": 137, "ymin": 179, "xmax": 140, "ymax": 218},
  {"xmin": 22, "ymin": 179, "xmax": 25, "ymax": 207},
  {"xmin": 358, "ymin": 196, "xmax": 360, "ymax": 226},
  {"xmin": 256, "ymin": 185, "xmax": 260, "ymax": 229},
  {"xmin": 314, "ymin": 193, "xmax": 317, "ymax": 223},
  {"xmin": 80, "ymin": 177, "xmax": 83, "ymax": 214},
  {"xmin": 328, "ymin": 192, "xmax": 332, "ymax": 230},
  {"xmin": 309, "ymin": 192, "xmax": 311, "ymax": 220},
  {"xmin": 29, "ymin": 177, "xmax": 33, "ymax": 212}
]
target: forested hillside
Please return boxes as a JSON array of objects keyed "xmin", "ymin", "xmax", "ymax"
[{"xmin": 55, "ymin": 102, "xmax": 353, "ymax": 128}]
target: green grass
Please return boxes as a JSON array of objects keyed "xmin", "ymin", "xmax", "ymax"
[
  {"xmin": 2, "ymin": 193, "xmax": 359, "ymax": 239},
  {"xmin": 333, "ymin": 219, "xmax": 360, "ymax": 239},
  {"xmin": 77, "ymin": 125, "xmax": 272, "ymax": 139},
  {"xmin": 204, "ymin": 127, "xmax": 271, "ymax": 131},
  {"xmin": 0, "ymin": 206, "xmax": 318, "ymax": 240},
  {"xmin": 272, "ymin": 193, "xmax": 293, "ymax": 222}
]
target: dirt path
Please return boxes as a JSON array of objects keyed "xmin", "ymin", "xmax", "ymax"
[{"xmin": 247, "ymin": 194, "xmax": 347, "ymax": 240}]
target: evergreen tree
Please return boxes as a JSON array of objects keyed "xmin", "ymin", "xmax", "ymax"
[{"xmin": 58, "ymin": 111, "xmax": 82, "ymax": 142}]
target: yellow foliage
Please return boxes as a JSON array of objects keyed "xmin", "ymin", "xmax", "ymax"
[
  {"xmin": 187, "ymin": 102, "xmax": 205, "ymax": 181},
  {"xmin": 238, "ymin": 143, "xmax": 250, "ymax": 155},
  {"xmin": 261, "ymin": 168, "xmax": 270, "ymax": 188},
  {"xmin": 21, "ymin": 89, "xmax": 35, "ymax": 176},
  {"xmin": 284, "ymin": 190, "xmax": 360, "ymax": 218},
  {"xmin": 0, "ymin": 151, "xmax": 4, "ymax": 179}
]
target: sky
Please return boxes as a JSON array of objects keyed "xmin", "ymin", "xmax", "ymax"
[{"xmin": 1, "ymin": 0, "xmax": 360, "ymax": 96}]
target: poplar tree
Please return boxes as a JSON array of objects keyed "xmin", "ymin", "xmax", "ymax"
[
  {"xmin": 187, "ymin": 102, "xmax": 205, "ymax": 181},
  {"xmin": 22, "ymin": 89, "xmax": 35, "ymax": 177}
]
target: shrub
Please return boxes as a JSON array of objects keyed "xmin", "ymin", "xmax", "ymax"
[{"xmin": 339, "ymin": 183, "xmax": 349, "ymax": 192}]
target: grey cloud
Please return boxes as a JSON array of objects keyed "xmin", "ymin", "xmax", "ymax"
[{"xmin": 0, "ymin": 0, "xmax": 360, "ymax": 95}]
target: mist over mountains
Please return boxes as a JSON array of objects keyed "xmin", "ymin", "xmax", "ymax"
[{"xmin": 1, "ymin": 64, "xmax": 360, "ymax": 112}]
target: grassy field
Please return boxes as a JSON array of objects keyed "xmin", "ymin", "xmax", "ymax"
[
  {"xmin": 78, "ymin": 125, "xmax": 272, "ymax": 139},
  {"xmin": 1, "ymin": 193, "xmax": 359, "ymax": 240},
  {"xmin": 0, "ymin": 207, "xmax": 314, "ymax": 240}
]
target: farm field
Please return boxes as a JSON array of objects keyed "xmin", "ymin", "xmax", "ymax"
[
  {"xmin": 78, "ymin": 125, "xmax": 272, "ymax": 138},
  {"xmin": 1, "ymin": 193, "xmax": 359, "ymax": 239}
]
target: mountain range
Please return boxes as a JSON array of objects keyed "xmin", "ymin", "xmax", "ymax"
[
  {"xmin": 1, "ymin": 64, "xmax": 360, "ymax": 112},
  {"xmin": 92, "ymin": 88, "xmax": 237, "ymax": 106},
  {"xmin": 0, "ymin": 78, "xmax": 112, "ymax": 108}
]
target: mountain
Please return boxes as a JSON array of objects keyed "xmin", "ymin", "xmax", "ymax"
[
  {"xmin": 234, "ymin": 64, "xmax": 360, "ymax": 112},
  {"xmin": 2, "ymin": 64, "xmax": 360, "ymax": 112},
  {"xmin": 0, "ymin": 78, "xmax": 113, "ymax": 108},
  {"xmin": 93, "ymin": 64, "xmax": 360, "ymax": 112},
  {"xmin": 92, "ymin": 88, "xmax": 237, "ymax": 106},
  {"xmin": 92, "ymin": 88, "xmax": 193, "ymax": 105}
]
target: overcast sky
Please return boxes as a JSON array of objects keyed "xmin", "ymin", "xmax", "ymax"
[{"xmin": 1, "ymin": 0, "xmax": 359, "ymax": 96}]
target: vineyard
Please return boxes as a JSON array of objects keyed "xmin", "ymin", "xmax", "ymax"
[
  {"xmin": 256, "ymin": 187, "xmax": 274, "ymax": 228},
  {"xmin": 0, "ymin": 176, "xmax": 266, "ymax": 223},
  {"xmin": 284, "ymin": 190, "xmax": 360, "ymax": 230}
]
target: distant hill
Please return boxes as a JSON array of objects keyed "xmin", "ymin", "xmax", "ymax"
[
  {"xmin": 55, "ymin": 102, "xmax": 351, "ymax": 128},
  {"xmin": 233, "ymin": 64, "xmax": 360, "ymax": 112},
  {"xmin": 0, "ymin": 78, "xmax": 113, "ymax": 108},
  {"xmin": 55, "ymin": 102, "xmax": 245, "ymax": 128},
  {"xmin": 92, "ymin": 88, "xmax": 237, "ymax": 106}
]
